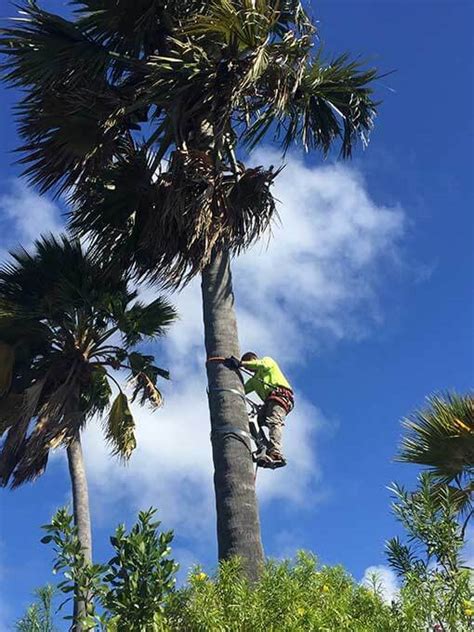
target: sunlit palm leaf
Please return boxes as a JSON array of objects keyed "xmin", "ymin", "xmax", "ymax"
[
  {"xmin": 105, "ymin": 392, "xmax": 136, "ymax": 459},
  {"xmin": 398, "ymin": 393, "xmax": 474, "ymax": 481}
]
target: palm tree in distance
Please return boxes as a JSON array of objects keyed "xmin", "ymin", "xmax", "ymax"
[
  {"xmin": 1, "ymin": 0, "xmax": 380, "ymax": 578},
  {"xmin": 0, "ymin": 235, "xmax": 176, "ymax": 624}
]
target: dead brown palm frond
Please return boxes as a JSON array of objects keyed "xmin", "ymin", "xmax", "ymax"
[
  {"xmin": 0, "ymin": 342, "xmax": 14, "ymax": 395},
  {"xmin": 9, "ymin": 415, "xmax": 52, "ymax": 487},
  {"xmin": 131, "ymin": 372, "xmax": 163, "ymax": 409},
  {"xmin": 0, "ymin": 393, "xmax": 23, "ymax": 435},
  {"xmin": 136, "ymin": 150, "xmax": 279, "ymax": 285},
  {"xmin": 0, "ymin": 378, "xmax": 46, "ymax": 484},
  {"xmin": 76, "ymin": 145, "xmax": 279, "ymax": 287}
]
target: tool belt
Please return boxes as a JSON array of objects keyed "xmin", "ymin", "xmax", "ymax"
[{"xmin": 266, "ymin": 387, "xmax": 295, "ymax": 415}]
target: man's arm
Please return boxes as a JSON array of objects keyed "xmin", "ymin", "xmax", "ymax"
[{"xmin": 240, "ymin": 357, "xmax": 268, "ymax": 371}]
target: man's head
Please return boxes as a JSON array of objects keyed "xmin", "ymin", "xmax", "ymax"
[{"xmin": 241, "ymin": 351, "xmax": 258, "ymax": 369}]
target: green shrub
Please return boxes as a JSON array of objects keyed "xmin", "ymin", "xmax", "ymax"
[{"xmin": 166, "ymin": 554, "xmax": 393, "ymax": 632}]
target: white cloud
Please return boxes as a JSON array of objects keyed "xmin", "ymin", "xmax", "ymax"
[
  {"xmin": 239, "ymin": 150, "xmax": 405, "ymax": 359},
  {"xmin": 78, "ymin": 152, "xmax": 406, "ymax": 557},
  {"xmin": 361, "ymin": 564, "xmax": 399, "ymax": 604},
  {"xmin": 0, "ymin": 180, "xmax": 63, "ymax": 258}
]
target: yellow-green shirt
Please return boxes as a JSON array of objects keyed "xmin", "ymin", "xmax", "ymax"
[{"xmin": 242, "ymin": 356, "xmax": 291, "ymax": 402}]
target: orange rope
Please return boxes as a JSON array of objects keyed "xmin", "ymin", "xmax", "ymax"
[{"xmin": 206, "ymin": 356, "xmax": 227, "ymax": 363}]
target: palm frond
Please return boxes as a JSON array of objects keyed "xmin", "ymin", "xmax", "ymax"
[
  {"xmin": 0, "ymin": 393, "xmax": 23, "ymax": 435},
  {"xmin": 81, "ymin": 366, "xmax": 112, "ymax": 416},
  {"xmin": 75, "ymin": 0, "xmax": 206, "ymax": 59},
  {"xmin": 245, "ymin": 51, "xmax": 378, "ymax": 157},
  {"xmin": 397, "ymin": 393, "xmax": 474, "ymax": 481},
  {"xmin": 104, "ymin": 392, "xmax": 136, "ymax": 459},
  {"xmin": 185, "ymin": 0, "xmax": 280, "ymax": 50},
  {"xmin": 0, "ymin": 342, "xmax": 14, "ymax": 395},
  {"xmin": 73, "ymin": 146, "xmax": 278, "ymax": 287},
  {"xmin": 9, "ymin": 415, "xmax": 52, "ymax": 487},
  {"xmin": 127, "ymin": 351, "xmax": 168, "ymax": 409},
  {"xmin": 131, "ymin": 371, "xmax": 163, "ymax": 409},
  {"xmin": 0, "ymin": 377, "xmax": 46, "ymax": 485},
  {"xmin": 0, "ymin": 0, "xmax": 110, "ymax": 89},
  {"xmin": 120, "ymin": 298, "xmax": 177, "ymax": 346}
]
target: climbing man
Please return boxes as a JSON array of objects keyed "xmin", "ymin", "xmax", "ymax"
[{"xmin": 237, "ymin": 352, "xmax": 294, "ymax": 467}]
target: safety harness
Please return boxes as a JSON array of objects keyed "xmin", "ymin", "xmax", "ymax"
[
  {"xmin": 206, "ymin": 356, "xmax": 293, "ymax": 471},
  {"xmin": 266, "ymin": 386, "xmax": 294, "ymax": 415}
]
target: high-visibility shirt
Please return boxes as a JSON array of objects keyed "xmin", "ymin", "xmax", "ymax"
[{"xmin": 242, "ymin": 356, "xmax": 292, "ymax": 402}]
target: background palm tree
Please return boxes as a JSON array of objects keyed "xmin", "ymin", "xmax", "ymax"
[
  {"xmin": 1, "ymin": 0, "xmax": 379, "ymax": 577},
  {"xmin": 0, "ymin": 235, "xmax": 176, "ymax": 624},
  {"xmin": 397, "ymin": 392, "xmax": 474, "ymax": 522}
]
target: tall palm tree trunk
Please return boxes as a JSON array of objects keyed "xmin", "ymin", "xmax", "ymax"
[
  {"xmin": 201, "ymin": 248, "xmax": 264, "ymax": 580},
  {"xmin": 67, "ymin": 431, "xmax": 92, "ymax": 630}
]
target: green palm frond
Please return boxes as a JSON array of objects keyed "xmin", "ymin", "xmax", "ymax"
[
  {"xmin": 245, "ymin": 52, "xmax": 378, "ymax": 157},
  {"xmin": 81, "ymin": 366, "xmax": 112, "ymax": 416},
  {"xmin": 0, "ymin": 0, "xmax": 110, "ymax": 89},
  {"xmin": 398, "ymin": 393, "xmax": 474, "ymax": 481},
  {"xmin": 185, "ymin": 0, "xmax": 280, "ymax": 50},
  {"xmin": 120, "ymin": 298, "xmax": 177, "ymax": 346},
  {"xmin": 105, "ymin": 392, "xmax": 136, "ymax": 459},
  {"xmin": 75, "ymin": 0, "xmax": 205, "ymax": 59}
]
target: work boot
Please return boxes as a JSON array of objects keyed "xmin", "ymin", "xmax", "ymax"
[{"xmin": 267, "ymin": 449, "xmax": 286, "ymax": 464}]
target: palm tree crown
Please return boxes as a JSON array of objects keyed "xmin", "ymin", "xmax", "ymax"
[
  {"xmin": 0, "ymin": 235, "xmax": 177, "ymax": 487},
  {"xmin": 0, "ymin": 0, "xmax": 379, "ymax": 286},
  {"xmin": 398, "ymin": 393, "xmax": 474, "ymax": 481}
]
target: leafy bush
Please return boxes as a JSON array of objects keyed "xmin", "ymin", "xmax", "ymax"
[
  {"xmin": 15, "ymin": 585, "xmax": 57, "ymax": 632},
  {"xmin": 386, "ymin": 473, "xmax": 473, "ymax": 631},
  {"xmin": 166, "ymin": 554, "xmax": 393, "ymax": 632},
  {"xmin": 41, "ymin": 507, "xmax": 177, "ymax": 630}
]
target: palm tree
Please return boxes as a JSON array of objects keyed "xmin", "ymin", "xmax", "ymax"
[
  {"xmin": 397, "ymin": 393, "xmax": 474, "ymax": 521},
  {"xmin": 1, "ymin": 0, "xmax": 379, "ymax": 577},
  {"xmin": 0, "ymin": 235, "xmax": 176, "ymax": 625}
]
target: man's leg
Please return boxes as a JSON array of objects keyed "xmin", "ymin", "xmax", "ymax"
[{"xmin": 265, "ymin": 401, "xmax": 287, "ymax": 458}]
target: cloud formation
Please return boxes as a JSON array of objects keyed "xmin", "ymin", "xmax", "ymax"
[{"xmin": 0, "ymin": 181, "xmax": 62, "ymax": 258}]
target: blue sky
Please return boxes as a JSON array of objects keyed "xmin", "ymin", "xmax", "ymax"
[{"xmin": 0, "ymin": 0, "xmax": 473, "ymax": 626}]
